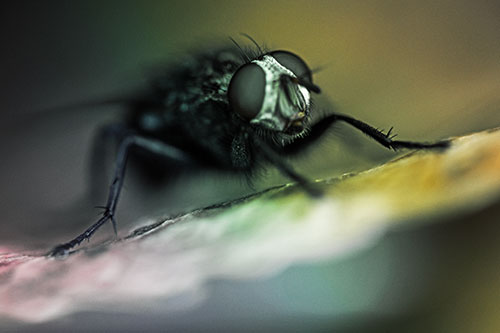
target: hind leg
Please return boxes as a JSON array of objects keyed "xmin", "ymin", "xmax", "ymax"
[{"xmin": 48, "ymin": 134, "xmax": 193, "ymax": 257}]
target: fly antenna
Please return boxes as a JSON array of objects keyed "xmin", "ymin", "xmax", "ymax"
[
  {"xmin": 296, "ymin": 66, "xmax": 325, "ymax": 80},
  {"xmin": 308, "ymin": 66, "xmax": 325, "ymax": 76},
  {"xmin": 297, "ymin": 66, "xmax": 324, "ymax": 93}
]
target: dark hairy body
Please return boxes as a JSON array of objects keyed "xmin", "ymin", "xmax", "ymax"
[
  {"xmin": 49, "ymin": 43, "xmax": 449, "ymax": 257},
  {"xmin": 127, "ymin": 49, "xmax": 248, "ymax": 170}
]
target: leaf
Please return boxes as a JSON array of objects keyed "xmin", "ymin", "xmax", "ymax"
[{"xmin": 1, "ymin": 127, "xmax": 500, "ymax": 327}]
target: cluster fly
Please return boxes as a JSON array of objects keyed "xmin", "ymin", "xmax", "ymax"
[{"xmin": 48, "ymin": 35, "xmax": 448, "ymax": 257}]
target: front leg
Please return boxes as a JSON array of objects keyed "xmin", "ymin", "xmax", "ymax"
[
  {"xmin": 254, "ymin": 136, "xmax": 322, "ymax": 197},
  {"xmin": 332, "ymin": 114, "xmax": 450, "ymax": 150},
  {"xmin": 283, "ymin": 113, "xmax": 449, "ymax": 155}
]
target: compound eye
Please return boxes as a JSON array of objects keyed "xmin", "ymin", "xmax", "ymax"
[
  {"xmin": 228, "ymin": 63, "xmax": 265, "ymax": 120},
  {"xmin": 269, "ymin": 50, "xmax": 313, "ymax": 84}
]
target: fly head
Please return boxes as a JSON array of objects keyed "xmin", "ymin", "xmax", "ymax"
[{"xmin": 228, "ymin": 50, "xmax": 321, "ymax": 136}]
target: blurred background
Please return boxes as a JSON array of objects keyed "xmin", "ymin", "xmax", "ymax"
[{"xmin": 1, "ymin": 0, "xmax": 500, "ymax": 331}]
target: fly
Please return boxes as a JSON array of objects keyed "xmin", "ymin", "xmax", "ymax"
[{"xmin": 48, "ymin": 36, "xmax": 449, "ymax": 257}]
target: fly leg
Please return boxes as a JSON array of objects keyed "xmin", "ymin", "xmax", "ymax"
[
  {"xmin": 272, "ymin": 113, "xmax": 449, "ymax": 197},
  {"xmin": 331, "ymin": 114, "xmax": 450, "ymax": 150},
  {"xmin": 48, "ymin": 134, "xmax": 192, "ymax": 257},
  {"xmin": 88, "ymin": 123, "xmax": 130, "ymax": 201},
  {"xmin": 282, "ymin": 113, "xmax": 449, "ymax": 155},
  {"xmin": 255, "ymin": 136, "xmax": 323, "ymax": 197}
]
